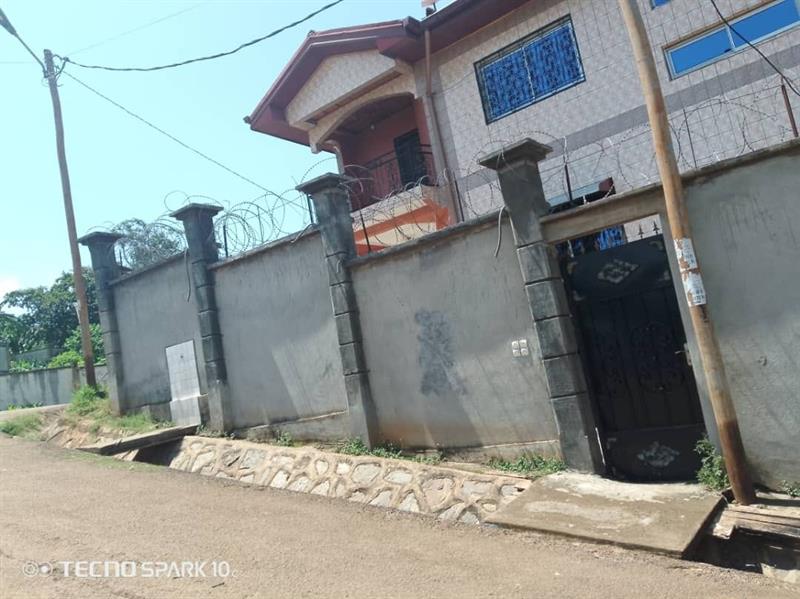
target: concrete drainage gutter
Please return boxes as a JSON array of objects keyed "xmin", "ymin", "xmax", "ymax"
[{"xmin": 142, "ymin": 436, "xmax": 532, "ymax": 525}]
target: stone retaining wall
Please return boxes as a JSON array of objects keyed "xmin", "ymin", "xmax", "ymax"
[{"xmin": 164, "ymin": 436, "xmax": 531, "ymax": 524}]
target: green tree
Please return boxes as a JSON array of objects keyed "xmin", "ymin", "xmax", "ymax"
[
  {"xmin": 0, "ymin": 269, "xmax": 98, "ymax": 353},
  {"xmin": 48, "ymin": 323, "xmax": 106, "ymax": 368},
  {"xmin": 0, "ymin": 312, "xmax": 24, "ymax": 354},
  {"xmin": 112, "ymin": 218, "xmax": 184, "ymax": 270}
]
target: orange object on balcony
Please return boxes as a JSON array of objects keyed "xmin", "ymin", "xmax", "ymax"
[{"xmin": 353, "ymin": 194, "xmax": 450, "ymax": 256}]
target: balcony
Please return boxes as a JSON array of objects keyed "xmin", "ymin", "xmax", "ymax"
[{"xmin": 344, "ymin": 144, "xmax": 436, "ymax": 210}]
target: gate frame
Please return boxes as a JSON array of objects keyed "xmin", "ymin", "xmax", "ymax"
[
  {"xmin": 538, "ymin": 167, "xmax": 722, "ymax": 465},
  {"xmin": 479, "ymin": 138, "xmax": 719, "ymax": 474}
]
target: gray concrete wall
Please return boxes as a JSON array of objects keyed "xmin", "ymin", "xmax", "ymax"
[
  {"xmin": 351, "ymin": 220, "xmax": 559, "ymax": 452},
  {"xmin": 112, "ymin": 256, "xmax": 206, "ymax": 410},
  {"xmin": 681, "ymin": 145, "xmax": 800, "ymax": 487},
  {"xmin": 212, "ymin": 232, "xmax": 348, "ymax": 430},
  {"xmin": 0, "ymin": 365, "xmax": 109, "ymax": 410}
]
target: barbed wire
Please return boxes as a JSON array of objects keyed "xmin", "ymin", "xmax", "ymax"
[{"xmin": 92, "ymin": 72, "xmax": 797, "ymax": 270}]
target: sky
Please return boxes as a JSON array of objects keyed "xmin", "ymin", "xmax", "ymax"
[{"xmin": 0, "ymin": 0, "xmax": 454, "ymax": 297}]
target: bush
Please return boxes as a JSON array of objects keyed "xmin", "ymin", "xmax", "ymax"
[
  {"xmin": 48, "ymin": 349, "xmax": 84, "ymax": 368},
  {"xmin": 67, "ymin": 385, "xmax": 107, "ymax": 418},
  {"xmin": 695, "ymin": 436, "xmax": 729, "ymax": 491},
  {"xmin": 9, "ymin": 359, "xmax": 45, "ymax": 373}
]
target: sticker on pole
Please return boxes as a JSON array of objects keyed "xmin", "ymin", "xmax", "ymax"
[
  {"xmin": 674, "ymin": 238, "xmax": 698, "ymax": 272},
  {"xmin": 682, "ymin": 271, "xmax": 707, "ymax": 306}
]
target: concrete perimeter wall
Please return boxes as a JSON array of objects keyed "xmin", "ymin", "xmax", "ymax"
[
  {"xmin": 351, "ymin": 221, "xmax": 558, "ymax": 453},
  {"xmin": 112, "ymin": 256, "xmax": 206, "ymax": 410},
  {"xmin": 212, "ymin": 232, "xmax": 347, "ymax": 430},
  {"xmin": 684, "ymin": 146, "xmax": 800, "ymax": 486},
  {"xmin": 0, "ymin": 365, "xmax": 109, "ymax": 410},
  {"xmin": 96, "ymin": 141, "xmax": 799, "ymax": 486}
]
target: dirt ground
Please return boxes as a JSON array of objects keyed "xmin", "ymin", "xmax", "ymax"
[{"xmin": 0, "ymin": 436, "xmax": 795, "ymax": 599}]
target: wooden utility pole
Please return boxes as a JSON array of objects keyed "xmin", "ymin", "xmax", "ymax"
[
  {"xmin": 618, "ymin": 0, "xmax": 754, "ymax": 505},
  {"xmin": 43, "ymin": 49, "xmax": 96, "ymax": 387}
]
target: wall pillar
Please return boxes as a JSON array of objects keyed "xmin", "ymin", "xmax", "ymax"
[
  {"xmin": 171, "ymin": 203, "xmax": 231, "ymax": 432},
  {"xmin": 479, "ymin": 139, "xmax": 603, "ymax": 472},
  {"xmin": 0, "ymin": 343, "xmax": 10, "ymax": 375},
  {"xmin": 297, "ymin": 174, "xmax": 378, "ymax": 447},
  {"xmin": 78, "ymin": 232, "xmax": 125, "ymax": 414}
]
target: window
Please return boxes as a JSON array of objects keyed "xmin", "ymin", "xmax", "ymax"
[
  {"xmin": 476, "ymin": 17, "xmax": 585, "ymax": 123},
  {"xmin": 666, "ymin": 0, "xmax": 800, "ymax": 77}
]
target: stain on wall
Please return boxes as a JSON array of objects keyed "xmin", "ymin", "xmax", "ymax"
[{"xmin": 415, "ymin": 310, "xmax": 466, "ymax": 397}]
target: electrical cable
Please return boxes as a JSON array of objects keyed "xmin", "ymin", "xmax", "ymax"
[
  {"xmin": 0, "ymin": 7, "xmax": 45, "ymax": 75},
  {"xmin": 708, "ymin": 0, "xmax": 800, "ymax": 98},
  {"xmin": 61, "ymin": 70, "xmax": 271, "ymax": 193},
  {"xmin": 66, "ymin": 4, "xmax": 203, "ymax": 57},
  {"xmin": 60, "ymin": 0, "xmax": 344, "ymax": 73}
]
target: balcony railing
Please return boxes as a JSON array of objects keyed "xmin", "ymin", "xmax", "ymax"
[{"xmin": 344, "ymin": 145, "xmax": 435, "ymax": 210}]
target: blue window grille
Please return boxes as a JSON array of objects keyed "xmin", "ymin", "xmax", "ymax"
[
  {"xmin": 597, "ymin": 226, "xmax": 626, "ymax": 250},
  {"xmin": 666, "ymin": 0, "xmax": 800, "ymax": 77},
  {"xmin": 476, "ymin": 17, "xmax": 585, "ymax": 123}
]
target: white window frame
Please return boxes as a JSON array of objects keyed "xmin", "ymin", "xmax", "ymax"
[{"xmin": 665, "ymin": 0, "xmax": 800, "ymax": 78}]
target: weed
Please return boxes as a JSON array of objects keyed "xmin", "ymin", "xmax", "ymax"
[
  {"xmin": 487, "ymin": 454, "xmax": 566, "ymax": 479},
  {"xmin": 5, "ymin": 402, "xmax": 43, "ymax": 411},
  {"xmin": 695, "ymin": 436, "xmax": 729, "ymax": 491},
  {"xmin": 196, "ymin": 425, "xmax": 227, "ymax": 438},
  {"xmin": 67, "ymin": 385, "xmax": 107, "ymax": 418},
  {"xmin": 780, "ymin": 480, "xmax": 800, "ymax": 497},
  {"xmin": 335, "ymin": 438, "xmax": 370, "ymax": 456},
  {"xmin": 412, "ymin": 452, "xmax": 444, "ymax": 465},
  {"xmin": 0, "ymin": 413, "xmax": 43, "ymax": 438},
  {"xmin": 274, "ymin": 431, "xmax": 294, "ymax": 447},
  {"xmin": 194, "ymin": 424, "xmax": 237, "ymax": 439},
  {"xmin": 65, "ymin": 385, "xmax": 163, "ymax": 436},
  {"xmin": 334, "ymin": 438, "xmax": 443, "ymax": 464}
]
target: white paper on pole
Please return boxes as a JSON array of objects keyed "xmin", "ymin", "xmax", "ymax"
[
  {"xmin": 674, "ymin": 238, "xmax": 698, "ymax": 271},
  {"xmin": 682, "ymin": 271, "xmax": 707, "ymax": 306}
]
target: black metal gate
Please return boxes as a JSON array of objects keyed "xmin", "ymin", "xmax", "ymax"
[{"xmin": 564, "ymin": 235, "xmax": 705, "ymax": 481}]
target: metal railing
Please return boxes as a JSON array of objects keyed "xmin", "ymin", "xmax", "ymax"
[{"xmin": 344, "ymin": 145, "xmax": 435, "ymax": 210}]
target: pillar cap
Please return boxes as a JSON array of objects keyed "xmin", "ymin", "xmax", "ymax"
[
  {"xmin": 78, "ymin": 231, "xmax": 124, "ymax": 247},
  {"xmin": 296, "ymin": 172, "xmax": 349, "ymax": 196},
  {"xmin": 170, "ymin": 202, "xmax": 224, "ymax": 221},
  {"xmin": 478, "ymin": 138, "xmax": 552, "ymax": 171}
]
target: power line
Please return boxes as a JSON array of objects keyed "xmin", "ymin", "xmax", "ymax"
[
  {"xmin": 708, "ymin": 0, "xmax": 800, "ymax": 98},
  {"xmin": 60, "ymin": 0, "xmax": 344, "ymax": 73},
  {"xmin": 66, "ymin": 4, "xmax": 203, "ymax": 57},
  {"xmin": 62, "ymin": 70, "xmax": 271, "ymax": 193},
  {"xmin": 0, "ymin": 6, "xmax": 45, "ymax": 74}
]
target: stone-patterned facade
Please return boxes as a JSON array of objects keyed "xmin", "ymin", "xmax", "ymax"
[
  {"xmin": 287, "ymin": 50, "xmax": 402, "ymax": 127},
  {"xmin": 418, "ymin": 0, "xmax": 800, "ymax": 215},
  {"xmin": 281, "ymin": 0, "xmax": 799, "ymax": 218},
  {"xmin": 166, "ymin": 436, "xmax": 531, "ymax": 524}
]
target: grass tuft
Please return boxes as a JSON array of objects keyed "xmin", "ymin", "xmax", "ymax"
[
  {"xmin": 487, "ymin": 454, "xmax": 566, "ymax": 479},
  {"xmin": 334, "ymin": 438, "xmax": 443, "ymax": 465},
  {"xmin": 0, "ymin": 413, "xmax": 43, "ymax": 438},
  {"xmin": 780, "ymin": 480, "xmax": 800, "ymax": 497},
  {"xmin": 65, "ymin": 385, "xmax": 164, "ymax": 436},
  {"xmin": 695, "ymin": 436, "xmax": 729, "ymax": 491},
  {"xmin": 274, "ymin": 431, "xmax": 294, "ymax": 447}
]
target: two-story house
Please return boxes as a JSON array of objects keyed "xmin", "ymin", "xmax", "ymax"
[{"xmin": 247, "ymin": 0, "xmax": 799, "ymax": 253}]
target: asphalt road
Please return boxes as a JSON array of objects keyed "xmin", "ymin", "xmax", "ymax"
[{"xmin": 0, "ymin": 436, "xmax": 795, "ymax": 598}]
